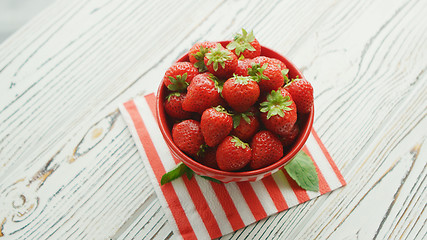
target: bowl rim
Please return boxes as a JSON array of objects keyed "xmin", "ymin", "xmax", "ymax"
[{"xmin": 156, "ymin": 41, "xmax": 314, "ymax": 178}]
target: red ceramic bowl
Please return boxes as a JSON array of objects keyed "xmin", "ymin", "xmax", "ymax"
[{"xmin": 156, "ymin": 41, "xmax": 314, "ymax": 183}]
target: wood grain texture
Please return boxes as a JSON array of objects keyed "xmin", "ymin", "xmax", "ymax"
[{"xmin": 0, "ymin": 0, "xmax": 426, "ymax": 239}]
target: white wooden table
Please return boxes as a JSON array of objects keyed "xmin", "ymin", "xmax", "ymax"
[{"xmin": 0, "ymin": 0, "xmax": 426, "ymax": 239}]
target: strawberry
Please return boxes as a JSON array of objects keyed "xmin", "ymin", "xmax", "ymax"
[
  {"xmin": 200, "ymin": 106, "xmax": 233, "ymax": 147},
  {"xmin": 163, "ymin": 62, "xmax": 198, "ymax": 91},
  {"xmin": 280, "ymin": 124, "xmax": 300, "ymax": 147},
  {"xmin": 250, "ymin": 130, "xmax": 283, "ymax": 170},
  {"xmin": 251, "ymin": 56, "xmax": 269, "ymax": 65},
  {"xmin": 268, "ymin": 58, "xmax": 287, "ymax": 70},
  {"xmin": 248, "ymin": 59, "xmax": 284, "ymax": 92},
  {"xmin": 182, "ymin": 73, "xmax": 223, "ymax": 114},
  {"xmin": 222, "ymin": 75, "xmax": 260, "ymax": 112},
  {"xmin": 234, "ymin": 58, "xmax": 252, "ymax": 76},
  {"xmin": 266, "ymin": 57, "xmax": 289, "ymax": 82},
  {"xmin": 259, "ymin": 88, "xmax": 297, "ymax": 136},
  {"xmin": 231, "ymin": 110, "xmax": 260, "ymax": 142},
  {"xmin": 188, "ymin": 41, "xmax": 218, "ymax": 72},
  {"xmin": 172, "ymin": 119, "xmax": 205, "ymax": 157},
  {"xmin": 204, "ymin": 43, "xmax": 238, "ymax": 79},
  {"xmin": 253, "ymin": 56, "xmax": 286, "ymax": 70},
  {"xmin": 216, "ymin": 136, "xmax": 252, "ymax": 171},
  {"xmin": 164, "ymin": 92, "xmax": 192, "ymax": 119},
  {"xmin": 196, "ymin": 144, "xmax": 219, "ymax": 169},
  {"xmin": 226, "ymin": 29, "xmax": 261, "ymax": 59},
  {"xmin": 284, "ymin": 78, "xmax": 314, "ymax": 113}
]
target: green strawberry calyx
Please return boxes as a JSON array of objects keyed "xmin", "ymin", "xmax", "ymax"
[
  {"xmin": 206, "ymin": 73, "xmax": 225, "ymax": 95},
  {"xmin": 233, "ymin": 74, "xmax": 254, "ymax": 85},
  {"xmin": 214, "ymin": 79, "xmax": 226, "ymax": 96},
  {"xmin": 193, "ymin": 46, "xmax": 211, "ymax": 72},
  {"xmin": 248, "ymin": 63, "xmax": 269, "ymax": 82},
  {"xmin": 197, "ymin": 144, "xmax": 209, "ymax": 158},
  {"xmin": 230, "ymin": 136, "xmax": 250, "ymax": 149},
  {"xmin": 226, "ymin": 29, "xmax": 256, "ymax": 57},
  {"xmin": 205, "ymin": 44, "xmax": 232, "ymax": 71},
  {"xmin": 260, "ymin": 90, "xmax": 293, "ymax": 119},
  {"xmin": 282, "ymin": 68, "xmax": 290, "ymax": 84},
  {"xmin": 232, "ymin": 111, "xmax": 253, "ymax": 128},
  {"xmin": 284, "ymin": 76, "xmax": 303, "ymax": 87},
  {"xmin": 213, "ymin": 105, "xmax": 231, "ymax": 115},
  {"xmin": 166, "ymin": 92, "xmax": 181, "ymax": 101},
  {"xmin": 167, "ymin": 73, "xmax": 189, "ymax": 92}
]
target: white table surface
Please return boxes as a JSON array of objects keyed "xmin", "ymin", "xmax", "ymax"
[{"xmin": 0, "ymin": 0, "xmax": 426, "ymax": 239}]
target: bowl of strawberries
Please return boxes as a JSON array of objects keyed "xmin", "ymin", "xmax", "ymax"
[{"xmin": 156, "ymin": 29, "xmax": 314, "ymax": 183}]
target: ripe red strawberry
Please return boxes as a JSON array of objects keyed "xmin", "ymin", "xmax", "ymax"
[
  {"xmin": 188, "ymin": 41, "xmax": 218, "ymax": 72},
  {"xmin": 259, "ymin": 88, "xmax": 297, "ymax": 136},
  {"xmin": 172, "ymin": 119, "xmax": 205, "ymax": 157},
  {"xmin": 182, "ymin": 73, "xmax": 223, "ymax": 114},
  {"xmin": 200, "ymin": 106, "xmax": 233, "ymax": 147},
  {"xmin": 279, "ymin": 124, "xmax": 300, "ymax": 147},
  {"xmin": 284, "ymin": 78, "xmax": 314, "ymax": 113},
  {"xmin": 253, "ymin": 57, "xmax": 286, "ymax": 70},
  {"xmin": 226, "ymin": 29, "xmax": 261, "ymax": 59},
  {"xmin": 196, "ymin": 144, "xmax": 219, "ymax": 169},
  {"xmin": 216, "ymin": 136, "xmax": 252, "ymax": 171},
  {"xmin": 248, "ymin": 59, "xmax": 284, "ymax": 92},
  {"xmin": 266, "ymin": 57, "xmax": 289, "ymax": 81},
  {"xmin": 235, "ymin": 58, "xmax": 252, "ymax": 76},
  {"xmin": 251, "ymin": 56, "xmax": 269, "ymax": 65},
  {"xmin": 204, "ymin": 43, "xmax": 238, "ymax": 79},
  {"xmin": 231, "ymin": 111, "xmax": 260, "ymax": 142},
  {"xmin": 163, "ymin": 62, "xmax": 198, "ymax": 91},
  {"xmin": 164, "ymin": 92, "xmax": 192, "ymax": 119},
  {"xmin": 222, "ymin": 75, "xmax": 260, "ymax": 112},
  {"xmin": 268, "ymin": 58, "xmax": 287, "ymax": 70},
  {"xmin": 250, "ymin": 130, "xmax": 283, "ymax": 170}
]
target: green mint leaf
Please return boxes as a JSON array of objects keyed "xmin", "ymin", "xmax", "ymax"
[
  {"xmin": 200, "ymin": 176, "xmax": 222, "ymax": 183},
  {"xmin": 161, "ymin": 162, "xmax": 194, "ymax": 185},
  {"xmin": 186, "ymin": 168, "xmax": 194, "ymax": 180},
  {"xmin": 284, "ymin": 151, "xmax": 319, "ymax": 191}
]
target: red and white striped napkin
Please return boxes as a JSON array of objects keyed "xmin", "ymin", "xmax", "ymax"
[{"xmin": 120, "ymin": 93, "xmax": 346, "ymax": 240}]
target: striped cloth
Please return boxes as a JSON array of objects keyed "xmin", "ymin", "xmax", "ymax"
[{"xmin": 120, "ymin": 93, "xmax": 346, "ymax": 240}]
